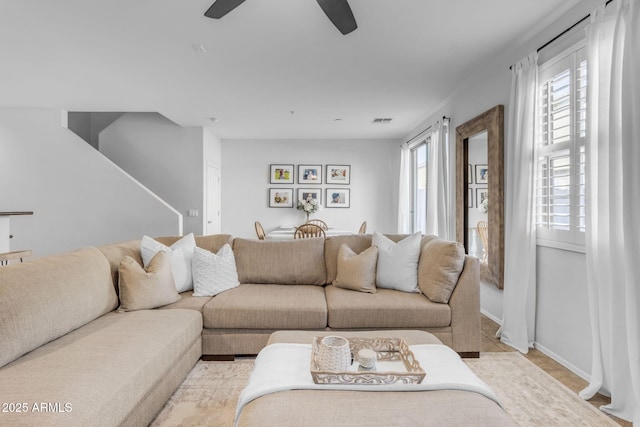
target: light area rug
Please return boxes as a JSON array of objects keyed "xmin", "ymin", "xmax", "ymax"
[
  {"xmin": 464, "ymin": 353, "xmax": 618, "ymax": 426},
  {"xmin": 150, "ymin": 353, "xmax": 618, "ymax": 427}
]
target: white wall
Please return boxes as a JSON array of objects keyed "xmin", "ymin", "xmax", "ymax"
[
  {"xmin": 536, "ymin": 246, "xmax": 591, "ymax": 377},
  {"xmin": 100, "ymin": 113, "xmax": 206, "ymax": 235},
  {"xmin": 221, "ymin": 138, "xmax": 400, "ymax": 238},
  {"xmin": 402, "ymin": 0, "xmax": 603, "ymax": 378},
  {"xmin": 0, "ymin": 108, "xmax": 181, "ymax": 258}
]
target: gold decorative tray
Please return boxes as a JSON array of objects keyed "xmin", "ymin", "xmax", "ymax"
[{"xmin": 310, "ymin": 337, "xmax": 426, "ymax": 385}]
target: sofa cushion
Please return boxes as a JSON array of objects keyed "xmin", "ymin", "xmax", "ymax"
[
  {"xmin": 98, "ymin": 235, "xmax": 234, "ymax": 294},
  {"xmin": 0, "ymin": 247, "xmax": 117, "ymax": 369},
  {"xmin": 233, "ymin": 238, "xmax": 326, "ymax": 285},
  {"xmin": 333, "ymin": 244, "xmax": 378, "ymax": 293},
  {"xmin": 203, "ymin": 284, "xmax": 327, "ymax": 329},
  {"xmin": 325, "ymin": 285, "xmax": 451, "ymax": 328},
  {"xmin": 155, "ymin": 234, "xmax": 234, "ymax": 255},
  {"xmin": 117, "ymin": 252, "xmax": 181, "ymax": 311},
  {"xmin": 418, "ymin": 238, "xmax": 465, "ymax": 303},
  {"xmin": 141, "ymin": 233, "xmax": 196, "ymax": 293},
  {"xmin": 372, "ymin": 232, "xmax": 422, "ymax": 293},
  {"xmin": 324, "ymin": 234, "xmax": 373, "ymax": 284},
  {"xmin": 192, "ymin": 245, "xmax": 239, "ymax": 296},
  {"xmin": 0, "ymin": 309, "xmax": 201, "ymax": 427},
  {"xmin": 97, "ymin": 239, "xmax": 142, "ymax": 294},
  {"xmin": 325, "ymin": 234, "xmax": 430, "ymax": 285}
]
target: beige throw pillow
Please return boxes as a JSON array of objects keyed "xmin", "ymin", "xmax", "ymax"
[
  {"xmin": 141, "ymin": 233, "xmax": 196, "ymax": 293},
  {"xmin": 418, "ymin": 239, "xmax": 465, "ymax": 303},
  {"xmin": 117, "ymin": 251, "xmax": 181, "ymax": 312},
  {"xmin": 332, "ymin": 244, "xmax": 378, "ymax": 293}
]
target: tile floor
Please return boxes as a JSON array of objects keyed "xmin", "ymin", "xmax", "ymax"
[{"xmin": 481, "ymin": 315, "xmax": 631, "ymax": 427}]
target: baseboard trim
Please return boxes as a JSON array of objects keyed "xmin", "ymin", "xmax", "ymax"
[
  {"xmin": 480, "ymin": 309, "xmax": 502, "ymax": 325},
  {"xmin": 481, "ymin": 313, "xmax": 596, "ymax": 388},
  {"xmin": 533, "ymin": 342, "xmax": 592, "ymax": 384}
]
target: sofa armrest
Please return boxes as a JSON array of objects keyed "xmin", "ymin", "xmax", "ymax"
[{"xmin": 448, "ymin": 255, "xmax": 480, "ymax": 356}]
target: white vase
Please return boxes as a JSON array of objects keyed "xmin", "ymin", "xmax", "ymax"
[{"xmin": 318, "ymin": 336, "xmax": 351, "ymax": 372}]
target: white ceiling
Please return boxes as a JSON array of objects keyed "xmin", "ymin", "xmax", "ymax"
[{"xmin": 0, "ymin": 0, "xmax": 580, "ymax": 140}]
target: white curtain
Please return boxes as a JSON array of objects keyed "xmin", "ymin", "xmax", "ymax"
[
  {"xmin": 579, "ymin": 1, "xmax": 640, "ymax": 424},
  {"xmin": 425, "ymin": 120, "xmax": 452, "ymax": 239},
  {"xmin": 397, "ymin": 144, "xmax": 412, "ymax": 233},
  {"xmin": 500, "ymin": 52, "xmax": 538, "ymax": 353}
]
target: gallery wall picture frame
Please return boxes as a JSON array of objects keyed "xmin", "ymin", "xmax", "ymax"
[
  {"xmin": 298, "ymin": 165, "xmax": 322, "ymax": 184},
  {"xmin": 476, "ymin": 187, "xmax": 488, "ymax": 208},
  {"xmin": 326, "ymin": 188, "xmax": 350, "ymax": 208},
  {"xmin": 326, "ymin": 164, "xmax": 351, "ymax": 185},
  {"xmin": 270, "ymin": 164, "xmax": 294, "ymax": 184},
  {"xmin": 268, "ymin": 188, "xmax": 293, "ymax": 208},
  {"xmin": 468, "ymin": 188, "xmax": 473, "ymax": 208},
  {"xmin": 468, "ymin": 164, "xmax": 473, "ymax": 184},
  {"xmin": 475, "ymin": 164, "xmax": 488, "ymax": 184},
  {"xmin": 297, "ymin": 188, "xmax": 322, "ymax": 204}
]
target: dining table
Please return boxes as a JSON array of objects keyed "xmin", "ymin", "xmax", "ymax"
[{"xmin": 265, "ymin": 225, "xmax": 353, "ymax": 240}]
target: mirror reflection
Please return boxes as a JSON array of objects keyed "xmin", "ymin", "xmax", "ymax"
[
  {"xmin": 467, "ymin": 132, "xmax": 488, "ymax": 262},
  {"xmin": 456, "ymin": 105, "xmax": 504, "ymax": 289}
]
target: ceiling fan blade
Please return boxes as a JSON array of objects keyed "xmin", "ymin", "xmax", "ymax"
[
  {"xmin": 316, "ymin": 0, "xmax": 357, "ymax": 35},
  {"xmin": 204, "ymin": 0, "xmax": 246, "ymax": 19}
]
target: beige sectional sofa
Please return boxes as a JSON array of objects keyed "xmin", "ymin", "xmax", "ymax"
[
  {"xmin": 0, "ymin": 233, "xmax": 479, "ymax": 426},
  {"xmin": 0, "ymin": 246, "xmax": 202, "ymax": 427}
]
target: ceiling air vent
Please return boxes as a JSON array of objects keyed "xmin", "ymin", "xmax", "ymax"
[{"xmin": 372, "ymin": 118, "xmax": 392, "ymax": 124}]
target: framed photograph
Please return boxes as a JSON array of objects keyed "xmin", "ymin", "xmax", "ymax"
[
  {"xmin": 297, "ymin": 188, "xmax": 322, "ymax": 204},
  {"xmin": 468, "ymin": 188, "xmax": 473, "ymax": 208},
  {"xmin": 268, "ymin": 188, "xmax": 293, "ymax": 208},
  {"xmin": 468, "ymin": 164, "xmax": 473, "ymax": 184},
  {"xmin": 298, "ymin": 165, "xmax": 322, "ymax": 184},
  {"xmin": 326, "ymin": 188, "xmax": 350, "ymax": 208},
  {"xmin": 270, "ymin": 164, "xmax": 294, "ymax": 184},
  {"xmin": 326, "ymin": 164, "xmax": 351, "ymax": 185},
  {"xmin": 476, "ymin": 188, "xmax": 488, "ymax": 208},
  {"xmin": 475, "ymin": 164, "xmax": 488, "ymax": 184}
]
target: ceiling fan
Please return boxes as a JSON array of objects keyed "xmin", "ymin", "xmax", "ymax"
[{"xmin": 204, "ymin": 0, "xmax": 358, "ymax": 35}]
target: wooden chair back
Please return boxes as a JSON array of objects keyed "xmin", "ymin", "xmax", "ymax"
[
  {"xmin": 294, "ymin": 223, "xmax": 326, "ymax": 239},
  {"xmin": 476, "ymin": 220, "xmax": 489, "ymax": 263},
  {"xmin": 255, "ymin": 221, "xmax": 266, "ymax": 240},
  {"xmin": 305, "ymin": 219, "xmax": 328, "ymax": 230}
]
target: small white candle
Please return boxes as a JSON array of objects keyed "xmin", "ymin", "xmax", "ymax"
[{"xmin": 358, "ymin": 349, "xmax": 377, "ymax": 369}]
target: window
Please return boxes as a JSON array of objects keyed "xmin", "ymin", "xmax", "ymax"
[
  {"xmin": 410, "ymin": 137, "xmax": 429, "ymax": 233},
  {"xmin": 535, "ymin": 43, "xmax": 586, "ymax": 249}
]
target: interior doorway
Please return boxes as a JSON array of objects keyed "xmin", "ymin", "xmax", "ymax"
[{"xmin": 206, "ymin": 164, "xmax": 221, "ymax": 235}]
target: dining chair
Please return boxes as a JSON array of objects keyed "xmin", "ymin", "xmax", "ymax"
[
  {"xmin": 476, "ymin": 220, "xmax": 489, "ymax": 263},
  {"xmin": 294, "ymin": 223, "xmax": 326, "ymax": 239},
  {"xmin": 255, "ymin": 221, "xmax": 266, "ymax": 240},
  {"xmin": 305, "ymin": 219, "xmax": 328, "ymax": 230},
  {"xmin": 358, "ymin": 221, "xmax": 367, "ymax": 234}
]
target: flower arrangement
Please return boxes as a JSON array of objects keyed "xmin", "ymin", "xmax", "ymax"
[{"xmin": 297, "ymin": 196, "xmax": 319, "ymax": 220}]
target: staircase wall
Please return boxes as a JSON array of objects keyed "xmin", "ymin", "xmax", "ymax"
[
  {"xmin": 99, "ymin": 112, "xmax": 206, "ymax": 235},
  {"xmin": 0, "ymin": 108, "xmax": 182, "ymax": 258}
]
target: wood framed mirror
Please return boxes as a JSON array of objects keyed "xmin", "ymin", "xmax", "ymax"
[{"xmin": 456, "ymin": 105, "xmax": 504, "ymax": 289}]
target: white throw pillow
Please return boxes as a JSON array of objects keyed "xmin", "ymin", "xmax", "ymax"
[
  {"xmin": 372, "ymin": 232, "xmax": 422, "ymax": 293},
  {"xmin": 192, "ymin": 245, "xmax": 240, "ymax": 296},
  {"xmin": 141, "ymin": 233, "xmax": 196, "ymax": 293}
]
